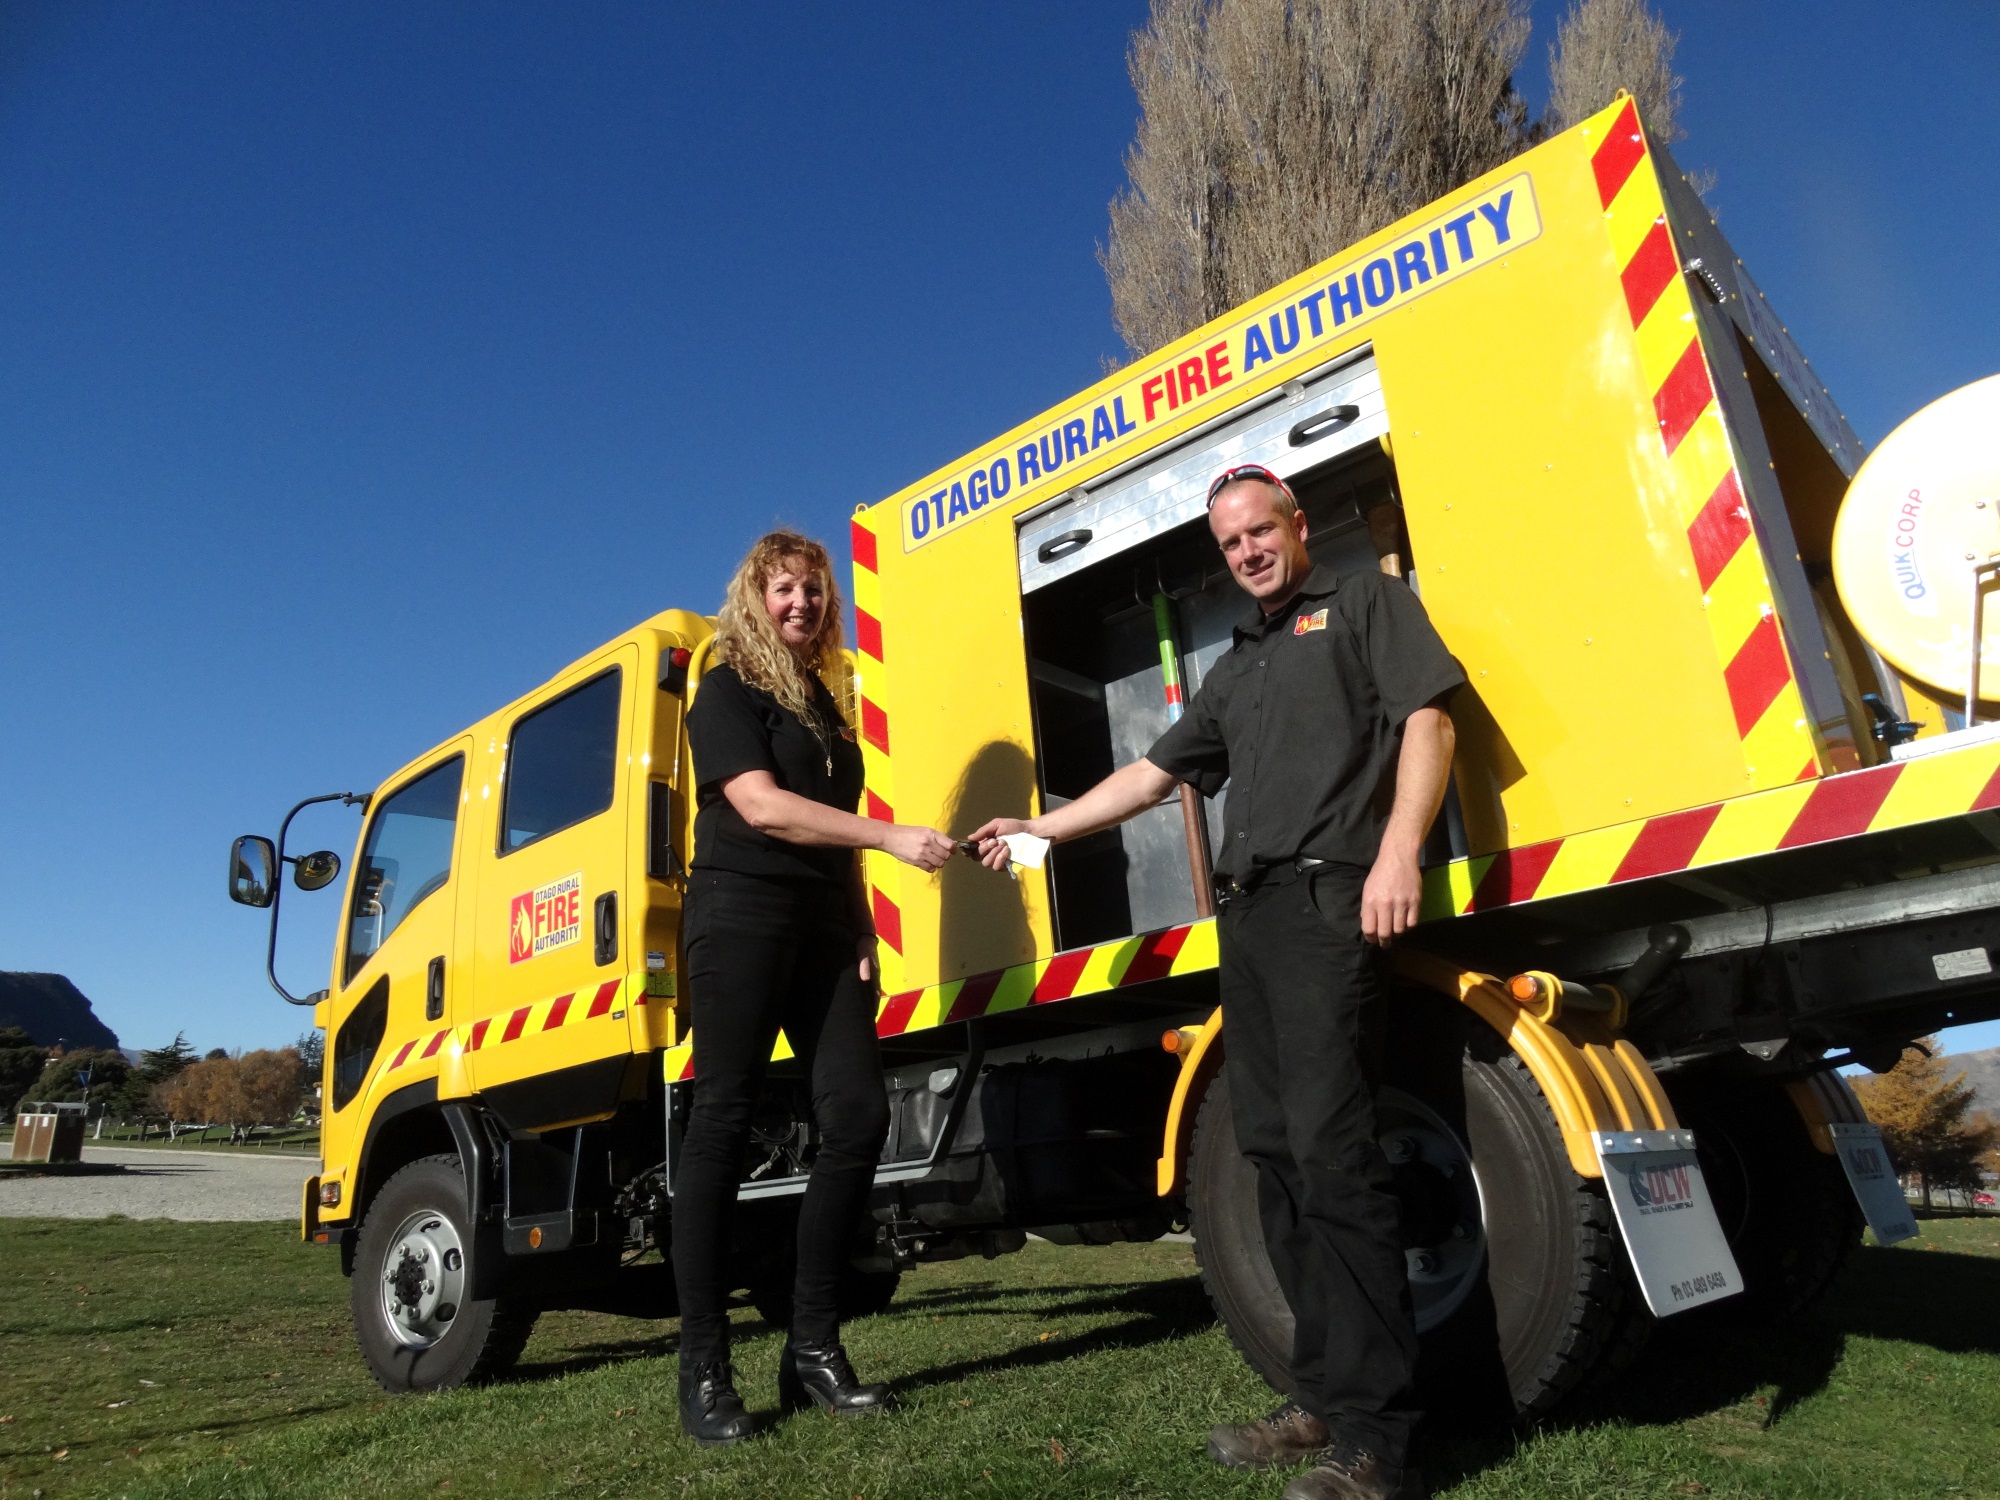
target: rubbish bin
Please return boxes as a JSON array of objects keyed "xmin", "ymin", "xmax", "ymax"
[{"xmin": 9, "ymin": 1101, "xmax": 87, "ymax": 1163}]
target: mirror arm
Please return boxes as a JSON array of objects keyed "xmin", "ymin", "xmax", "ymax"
[{"xmin": 265, "ymin": 792, "xmax": 368, "ymax": 1007}]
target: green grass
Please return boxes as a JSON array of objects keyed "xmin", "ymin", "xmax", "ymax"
[{"xmin": 1, "ymin": 1219, "xmax": 1996, "ymax": 1499}]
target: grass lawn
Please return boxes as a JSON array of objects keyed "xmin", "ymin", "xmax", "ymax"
[{"xmin": 1, "ymin": 1218, "xmax": 1996, "ymax": 1500}]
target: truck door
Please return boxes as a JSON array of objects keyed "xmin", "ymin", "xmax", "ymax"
[
  {"xmin": 322, "ymin": 743, "xmax": 471, "ymax": 1199},
  {"xmin": 466, "ymin": 646, "xmax": 640, "ymax": 1131}
]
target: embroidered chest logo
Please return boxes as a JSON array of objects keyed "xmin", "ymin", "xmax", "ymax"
[{"xmin": 1293, "ymin": 607, "xmax": 1329, "ymax": 636}]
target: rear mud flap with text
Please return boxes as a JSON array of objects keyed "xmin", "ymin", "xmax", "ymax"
[
  {"xmin": 1828, "ymin": 1121, "xmax": 1918, "ymax": 1246},
  {"xmin": 1594, "ymin": 1130, "xmax": 1743, "ymax": 1316}
]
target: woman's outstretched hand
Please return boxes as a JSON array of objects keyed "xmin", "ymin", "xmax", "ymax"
[
  {"xmin": 880, "ymin": 823, "xmax": 957, "ymax": 871},
  {"xmin": 970, "ymin": 817, "xmax": 1032, "ymax": 872}
]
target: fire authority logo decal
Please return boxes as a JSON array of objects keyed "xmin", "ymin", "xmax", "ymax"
[
  {"xmin": 1293, "ymin": 607, "xmax": 1328, "ymax": 636},
  {"xmin": 508, "ymin": 872, "xmax": 584, "ymax": 964}
]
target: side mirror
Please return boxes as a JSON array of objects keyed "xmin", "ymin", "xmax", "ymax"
[
  {"xmin": 293, "ymin": 850, "xmax": 343, "ymax": 892},
  {"xmin": 230, "ymin": 836, "xmax": 278, "ymax": 908}
]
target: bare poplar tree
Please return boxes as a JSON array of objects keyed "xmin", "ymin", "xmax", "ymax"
[
  {"xmin": 1544, "ymin": 0, "xmax": 1682, "ymax": 140},
  {"xmin": 1103, "ymin": 0, "xmax": 1531, "ymax": 357}
]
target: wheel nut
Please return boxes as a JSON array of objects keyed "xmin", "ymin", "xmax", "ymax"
[
  {"xmin": 422, "ymin": 1281, "xmax": 435, "ymax": 1295},
  {"xmin": 1408, "ymin": 1249, "xmax": 1438, "ymax": 1275},
  {"xmin": 1384, "ymin": 1135, "xmax": 1417, "ymax": 1164}
]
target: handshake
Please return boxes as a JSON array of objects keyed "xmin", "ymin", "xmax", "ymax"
[{"xmin": 877, "ymin": 820, "xmax": 1051, "ymax": 874}]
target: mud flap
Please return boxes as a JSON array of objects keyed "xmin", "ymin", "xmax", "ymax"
[
  {"xmin": 1828, "ymin": 1121, "xmax": 1918, "ymax": 1245},
  {"xmin": 1595, "ymin": 1129, "xmax": 1743, "ymax": 1316}
]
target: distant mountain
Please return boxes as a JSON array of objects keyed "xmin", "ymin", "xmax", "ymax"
[
  {"xmin": 1946, "ymin": 1045, "xmax": 2000, "ymax": 1121},
  {"xmin": 0, "ymin": 973, "xmax": 120, "ymax": 1051}
]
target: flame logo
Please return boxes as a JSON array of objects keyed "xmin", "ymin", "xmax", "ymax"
[{"xmin": 509, "ymin": 894, "xmax": 535, "ymax": 964}]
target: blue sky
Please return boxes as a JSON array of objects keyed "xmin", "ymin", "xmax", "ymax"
[{"xmin": 3, "ymin": 3, "xmax": 1996, "ymax": 1057}]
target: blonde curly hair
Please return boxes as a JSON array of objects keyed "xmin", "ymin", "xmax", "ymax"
[{"xmin": 713, "ymin": 530, "xmax": 846, "ymax": 728}]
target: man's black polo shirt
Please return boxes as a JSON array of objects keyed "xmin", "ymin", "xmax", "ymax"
[{"xmin": 1146, "ymin": 563, "xmax": 1465, "ymax": 881}]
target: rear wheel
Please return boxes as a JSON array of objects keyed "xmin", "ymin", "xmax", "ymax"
[
  {"xmin": 1188, "ymin": 1013, "xmax": 1640, "ymax": 1421},
  {"xmin": 350, "ymin": 1154, "xmax": 537, "ymax": 1392},
  {"xmin": 1664, "ymin": 1074, "xmax": 1863, "ymax": 1319}
]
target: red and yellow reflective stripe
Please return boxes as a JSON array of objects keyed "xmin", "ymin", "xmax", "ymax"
[
  {"xmin": 664, "ymin": 922, "xmax": 1218, "ymax": 1082},
  {"xmin": 663, "ymin": 740, "xmax": 2000, "ymax": 1081},
  {"xmin": 850, "ymin": 516, "xmax": 908, "ymax": 987},
  {"xmin": 380, "ymin": 973, "xmax": 643, "ymax": 1080},
  {"xmin": 1423, "ymin": 742, "xmax": 2000, "ymax": 919},
  {"xmin": 1587, "ymin": 98, "xmax": 1815, "ymax": 785}
]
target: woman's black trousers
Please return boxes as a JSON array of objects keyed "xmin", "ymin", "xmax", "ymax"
[{"xmin": 670, "ymin": 869, "xmax": 890, "ymax": 1361}]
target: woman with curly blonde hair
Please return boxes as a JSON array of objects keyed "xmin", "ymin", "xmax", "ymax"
[{"xmin": 673, "ymin": 530, "xmax": 955, "ymax": 1446}]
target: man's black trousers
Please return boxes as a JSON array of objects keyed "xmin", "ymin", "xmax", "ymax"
[
  {"xmin": 1218, "ymin": 861, "xmax": 1420, "ymax": 1460},
  {"xmin": 671, "ymin": 869, "xmax": 890, "ymax": 1363}
]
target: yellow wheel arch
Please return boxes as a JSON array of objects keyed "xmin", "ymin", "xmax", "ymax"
[{"xmin": 1155, "ymin": 950, "xmax": 1681, "ymax": 1195}]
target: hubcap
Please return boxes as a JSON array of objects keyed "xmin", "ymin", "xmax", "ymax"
[
  {"xmin": 378, "ymin": 1208, "xmax": 467, "ymax": 1349},
  {"xmin": 1378, "ymin": 1087, "xmax": 1487, "ymax": 1333}
]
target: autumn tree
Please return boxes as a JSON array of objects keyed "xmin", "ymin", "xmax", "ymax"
[
  {"xmin": 1102, "ymin": 0, "xmax": 1684, "ymax": 356},
  {"xmin": 154, "ymin": 1048, "xmax": 307, "ymax": 1136},
  {"xmin": 1852, "ymin": 1038, "xmax": 2000, "ymax": 1210}
]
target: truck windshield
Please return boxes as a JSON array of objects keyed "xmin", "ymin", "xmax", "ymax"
[{"xmin": 344, "ymin": 756, "xmax": 463, "ymax": 983}]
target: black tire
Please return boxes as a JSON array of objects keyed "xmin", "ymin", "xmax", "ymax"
[
  {"xmin": 350, "ymin": 1154, "xmax": 537, "ymax": 1393},
  {"xmin": 1663, "ymin": 1073, "xmax": 1863, "ymax": 1320},
  {"xmin": 1189, "ymin": 1023, "xmax": 1639, "ymax": 1422}
]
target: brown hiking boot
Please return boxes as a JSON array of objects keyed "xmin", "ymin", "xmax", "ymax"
[
  {"xmin": 1205, "ymin": 1401, "xmax": 1329, "ymax": 1469},
  {"xmin": 1280, "ymin": 1441, "xmax": 1426, "ymax": 1500}
]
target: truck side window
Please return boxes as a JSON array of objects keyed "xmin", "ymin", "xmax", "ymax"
[
  {"xmin": 343, "ymin": 756, "xmax": 464, "ymax": 983},
  {"xmin": 500, "ymin": 668, "xmax": 621, "ymax": 853}
]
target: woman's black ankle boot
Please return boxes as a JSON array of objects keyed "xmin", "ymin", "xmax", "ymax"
[
  {"xmin": 679, "ymin": 1358, "xmax": 756, "ymax": 1446},
  {"xmin": 778, "ymin": 1339, "xmax": 891, "ymax": 1414}
]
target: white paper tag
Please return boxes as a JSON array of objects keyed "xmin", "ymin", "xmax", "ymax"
[
  {"xmin": 1828, "ymin": 1121, "xmax": 1919, "ymax": 1245},
  {"xmin": 1595, "ymin": 1130, "xmax": 1743, "ymax": 1316},
  {"xmin": 1001, "ymin": 831, "xmax": 1051, "ymax": 870},
  {"xmin": 1931, "ymin": 946, "xmax": 1991, "ymax": 980}
]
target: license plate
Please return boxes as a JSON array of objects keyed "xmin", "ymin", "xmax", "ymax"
[
  {"xmin": 1828, "ymin": 1121, "xmax": 1918, "ymax": 1245},
  {"xmin": 1595, "ymin": 1130, "xmax": 1743, "ymax": 1316}
]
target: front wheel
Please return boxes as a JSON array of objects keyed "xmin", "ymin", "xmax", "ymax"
[
  {"xmin": 1188, "ymin": 1013, "xmax": 1640, "ymax": 1421},
  {"xmin": 350, "ymin": 1154, "xmax": 537, "ymax": 1392}
]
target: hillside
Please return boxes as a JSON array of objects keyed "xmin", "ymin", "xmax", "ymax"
[
  {"xmin": 0, "ymin": 972, "xmax": 119, "ymax": 1051},
  {"xmin": 1946, "ymin": 1045, "xmax": 2000, "ymax": 1121}
]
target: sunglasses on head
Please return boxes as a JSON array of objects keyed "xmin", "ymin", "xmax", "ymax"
[{"xmin": 1206, "ymin": 463, "xmax": 1296, "ymax": 508}]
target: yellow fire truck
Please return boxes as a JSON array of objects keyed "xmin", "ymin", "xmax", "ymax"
[{"xmin": 231, "ymin": 95, "xmax": 1998, "ymax": 1412}]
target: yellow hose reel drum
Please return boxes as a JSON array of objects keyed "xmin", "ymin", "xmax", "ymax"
[{"xmin": 1832, "ymin": 375, "xmax": 2000, "ymax": 708}]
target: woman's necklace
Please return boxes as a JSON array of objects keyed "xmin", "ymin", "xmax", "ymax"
[{"xmin": 804, "ymin": 704, "xmax": 833, "ymax": 777}]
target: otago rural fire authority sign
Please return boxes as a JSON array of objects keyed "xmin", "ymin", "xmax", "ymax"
[
  {"xmin": 1595, "ymin": 1129, "xmax": 1742, "ymax": 1316},
  {"xmin": 509, "ymin": 872, "xmax": 583, "ymax": 964}
]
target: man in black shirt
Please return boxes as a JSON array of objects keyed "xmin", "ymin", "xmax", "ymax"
[{"xmin": 975, "ymin": 465, "xmax": 1461, "ymax": 1500}]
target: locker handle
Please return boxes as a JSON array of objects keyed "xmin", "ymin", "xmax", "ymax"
[
  {"xmin": 594, "ymin": 892, "xmax": 618, "ymax": 967},
  {"xmin": 1289, "ymin": 403, "xmax": 1359, "ymax": 446},
  {"xmin": 1037, "ymin": 529, "xmax": 1093, "ymax": 563}
]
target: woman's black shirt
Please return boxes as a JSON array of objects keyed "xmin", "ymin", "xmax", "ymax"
[{"xmin": 687, "ymin": 662, "xmax": 866, "ymax": 884}]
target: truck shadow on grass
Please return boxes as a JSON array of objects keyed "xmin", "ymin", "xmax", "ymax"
[
  {"xmin": 1426, "ymin": 1240, "xmax": 2000, "ymax": 1488},
  {"xmin": 504, "ymin": 1271, "xmax": 1216, "ymax": 1387}
]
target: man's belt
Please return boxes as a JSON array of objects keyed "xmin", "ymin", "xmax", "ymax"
[{"xmin": 1212, "ymin": 856, "xmax": 1327, "ymax": 901}]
